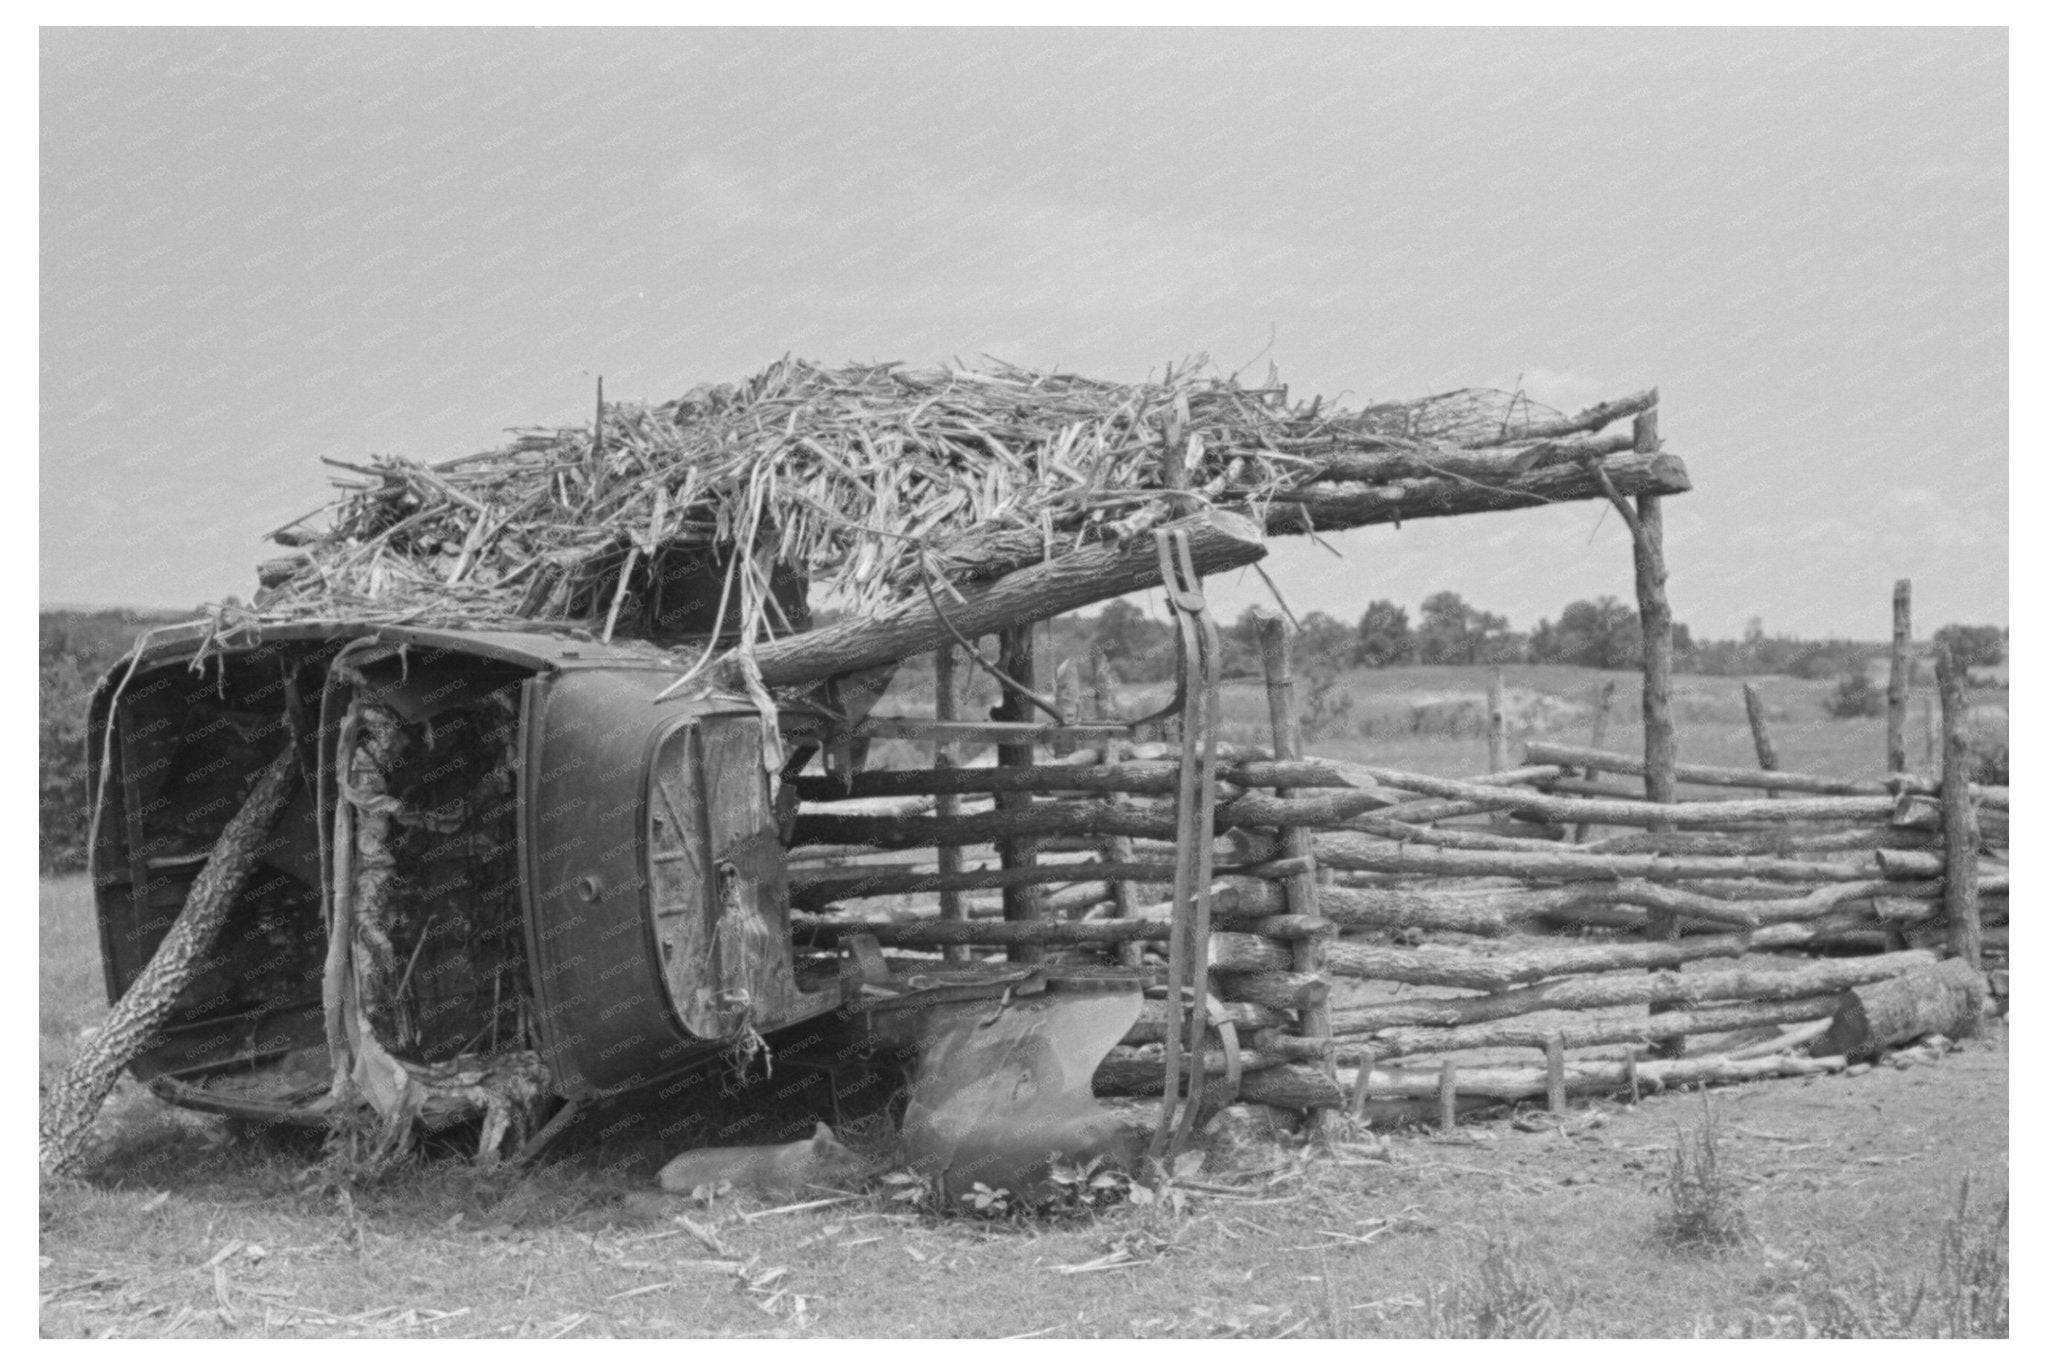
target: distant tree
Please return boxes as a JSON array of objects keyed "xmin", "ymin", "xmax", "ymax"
[
  {"xmin": 1354, "ymin": 600, "xmax": 1413, "ymax": 667},
  {"xmin": 1824, "ymin": 668, "xmax": 1884, "ymax": 719},
  {"xmin": 1417, "ymin": 591, "xmax": 1475, "ymax": 665},
  {"xmin": 1933, "ymin": 624, "xmax": 2006, "ymax": 670},
  {"xmin": 1295, "ymin": 612, "xmax": 1354, "ymax": 672}
]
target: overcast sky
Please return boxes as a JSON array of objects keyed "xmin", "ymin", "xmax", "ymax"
[{"xmin": 40, "ymin": 27, "xmax": 2007, "ymax": 641}]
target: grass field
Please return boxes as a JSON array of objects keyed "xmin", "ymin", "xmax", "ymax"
[{"xmin": 39, "ymin": 664, "xmax": 2011, "ymax": 1338}]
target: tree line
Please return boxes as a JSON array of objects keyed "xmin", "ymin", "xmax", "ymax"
[{"xmin": 1073, "ymin": 594, "xmax": 2007, "ymax": 685}]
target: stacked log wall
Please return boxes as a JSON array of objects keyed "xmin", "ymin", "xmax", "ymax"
[{"xmin": 790, "ymin": 717, "xmax": 2005, "ymax": 1121}]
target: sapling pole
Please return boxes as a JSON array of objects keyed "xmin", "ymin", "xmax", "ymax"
[
  {"xmin": 1888, "ymin": 579, "xmax": 1912, "ymax": 777},
  {"xmin": 1742, "ymin": 683, "xmax": 1780, "ymax": 798},
  {"xmin": 1572, "ymin": 679, "xmax": 1617, "ymax": 842},
  {"xmin": 993, "ymin": 624, "xmax": 1042, "ymax": 964},
  {"xmin": 934, "ymin": 644, "xmax": 968, "ymax": 964}
]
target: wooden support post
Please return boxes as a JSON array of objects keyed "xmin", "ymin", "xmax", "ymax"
[
  {"xmin": 994, "ymin": 624, "xmax": 1043, "ymax": 964},
  {"xmin": 1936, "ymin": 647, "xmax": 1982, "ymax": 970},
  {"xmin": 1437, "ymin": 1060, "xmax": 1458, "ymax": 1134},
  {"xmin": 933, "ymin": 645, "xmax": 969, "ymax": 965},
  {"xmin": 1742, "ymin": 682, "xmax": 1780, "ymax": 797},
  {"xmin": 1606, "ymin": 408, "xmax": 1677, "ymax": 822},
  {"xmin": 1254, "ymin": 611, "xmax": 1334, "ymax": 1132},
  {"xmin": 1346, "ymin": 1046, "xmax": 1375, "ymax": 1121},
  {"xmin": 1888, "ymin": 579, "xmax": 1912, "ymax": 777},
  {"xmin": 1572, "ymin": 680, "xmax": 1616, "ymax": 843},
  {"xmin": 1625, "ymin": 1052, "xmax": 1640, "ymax": 1106},
  {"xmin": 1545, "ymin": 1035, "xmax": 1567, "ymax": 1113},
  {"xmin": 1101, "ymin": 737, "xmax": 1146, "ymax": 970},
  {"xmin": 1921, "ymin": 694, "xmax": 1939, "ymax": 773}
]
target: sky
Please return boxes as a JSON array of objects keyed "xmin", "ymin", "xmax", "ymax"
[{"xmin": 39, "ymin": 27, "xmax": 2008, "ymax": 642}]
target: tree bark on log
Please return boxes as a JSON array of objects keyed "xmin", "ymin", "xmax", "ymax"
[
  {"xmin": 791, "ymin": 756, "xmax": 1385, "ymax": 802},
  {"xmin": 1319, "ymin": 934, "xmax": 1769, "ymax": 992},
  {"xmin": 1092, "ymin": 1058, "xmax": 1344, "ymax": 1110},
  {"xmin": 788, "ymin": 858, "xmax": 1190, "ymax": 909},
  {"xmin": 1123, "ymin": 997, "xmax": 1281, "ymax": 1044},
  {"xmin": 730, "ymin": 509, "xmax": 1267, "ymax": 689},
  {"xmin": 1328, "ymin": 950, "xmax": 1935, "ymax": 1035},
  {"xmin": 1888, "ymin": 580, "xmax": 1913, "ymax": 776},
  {"xmin": 1816, "ymin": 957, "xmax": 1987, "ymax": 1059},
  {"xmin": 1328, "ymin": 1051, "xmax": 1845, "ymax": 1104},
  {"xmin": 1214, "ymin": 970, "xmax": 1327, "ymax": 1013},
  {"xmin": 1313, "ymin": 833, "xmax": 1884, "ymax": 883},
  {"xmin": 1358, "ymin": 996, "xmax": 1845, "ymax": 1060},
  {"xmin": 40, "ymin": 748, "xmax": 300, "ymax": 1177},
  {"xmin": 1522, "ymin": 741, "xmax": 2002, "ymax": 805},
  {"xmin": 1259, "ymin": 450, "xmax": 1690, "ymax": 536},
  {"xmin": 1330, "ymin": 767, "xmax": 1897, "ymax": 829},
  {"xmin": 1588, "ymin": 827, "xmax": 1942, "ymax": 857}
]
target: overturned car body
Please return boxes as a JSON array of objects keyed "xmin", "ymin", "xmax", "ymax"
[
  {"xmin": 88, "ymin": 619, "xmax": 1143, "ymax": 1189},
  {"xmin": 89, "ymin": 622, "xmax": 880, "ymax": 1143}
]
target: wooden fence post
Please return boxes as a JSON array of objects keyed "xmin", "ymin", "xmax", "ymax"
[
  {"xmin": 1620, "ymin": 411, "xmax": 1682, "ymax": 1053},
  {"xmin": 1628, "ymin": 410, "xmax": 1677, "ymax": 818},
  {"xmin": 933, "ymin": 645, "xmax": 969, "ymax": 965},
  {"xmin": 1888, "ymin": 579, "xmax": 1911, "ymax": 776},
  {"xmin": 1935, "ymin": 647, "xmax": 1982, "ymax": 970},
  {"xmin": 994, "ymin": 624, "xmax": 1043, "ymax": 964},
  {"xmin": 1255, "ymin": 611, "xmax": 1335, "ymax": 1131},
  {"xmin": 1486, "ymin": 668, "xmax": 1508, "ymax": 775},
  {"xmin": 1742, "ymin": 682, "xmax": 1780, "ymax": 797},
  {"xmin": 1571, "ymin": 679, "xmax": 1617, "ymax": 844}
]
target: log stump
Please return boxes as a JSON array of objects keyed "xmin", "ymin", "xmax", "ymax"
[{"xmin": 1816, "ymin": 957, "xmax": 1988, "ymax": 1061}]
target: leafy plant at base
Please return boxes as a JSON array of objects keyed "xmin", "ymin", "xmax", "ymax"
[
  {"xmin": 1424, "ymin": 1236, "xmax": 1572, "ymax": 1338},
  {"xmin": 1657, "ymin": 1090, "xmax": 1751, "ymax": 1252}
]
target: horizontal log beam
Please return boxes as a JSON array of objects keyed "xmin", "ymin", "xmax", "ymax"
[
  {"xmin": 1259, "ymin": 450, "xmax": 1691, "ymax": 535},
  {"xmin": 1328, "ymin": 950, "xmax": 1935, "ymax": 1035},
  {"xmin": 1528, "ymin": 740, "xmax": 2008, "ymax": 807},
  {"xmin": 731, "ymin": 508, "xmax": 1267, "ymax": 689},
  {"xmin": 1358, "ymin": 996, "xmax": 1846, "ymax": 1059},
  {"xmin": 1334, "ymin": 766, "xmax": 1898, "ymax": 829},
  {"xmin": 1313, "ymin": 833, "xmax": 1884, "ymax": 883},
  {"xmin": 1333, "ymin": 1051, "xmax": 1845, "ymax": 1104}
]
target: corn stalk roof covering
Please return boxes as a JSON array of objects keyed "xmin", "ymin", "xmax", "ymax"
[{"xmin": 249, "ymin": 357, "xmax": 1674, "ymax": 656}]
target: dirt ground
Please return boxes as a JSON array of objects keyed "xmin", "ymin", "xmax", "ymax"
[{"xmin": 39, "ymin": 1014, "xmax": 2007, "ymax": 1339}]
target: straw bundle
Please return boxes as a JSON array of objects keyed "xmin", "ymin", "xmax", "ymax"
[{"xmin": 247, "ymin": 357, "xmax": 1664, "ymax": 663}]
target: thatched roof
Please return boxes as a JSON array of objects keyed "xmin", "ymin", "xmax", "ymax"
[{"xmin": 244, "ymin": 357, "xmax": 1673, "ymax": 665}]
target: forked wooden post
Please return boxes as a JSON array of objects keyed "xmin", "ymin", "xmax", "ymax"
[
  {"xmin": 1545, "ymin": 1034, "xmax": 1567, "ymax": 1113},
  {"xmin": 1437, "ymin": 1060, "xmax": 1458, "ymax": 1134},
  {"xmin": 1888, "ymin": 579, "xmax": 1912, "ymax": 776},
  {"xmin": 1254, "ymin": 611, "xmax": 1335, "ymax": 1122},
  {"xmin": 1627, "ymin": 410, "xmax": 1677, "ymax": 822},
  {"xmin": 933, "ymin": 645, "xmax": 969, "ymax": 965},
  {"xmin": 1935, "ymin": 647, "xmax": 1982, "ymax": 970},
  {"xmin": 994, "ymin": 624, "xmax": 1043, "ymax": 964},
  {"xmin": 1742, "ymin": 682, "xmax": 1780, "ymax": 797}
]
